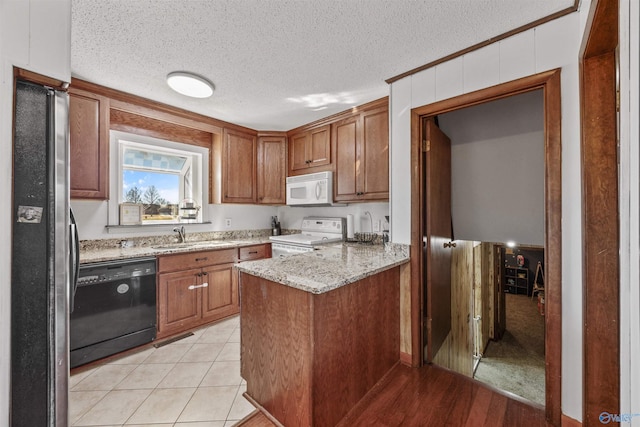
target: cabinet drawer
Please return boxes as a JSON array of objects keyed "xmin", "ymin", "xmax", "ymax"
[
  {"xmin": 158, "ymin": 248, "xmax": 238, "ymax": 273},
  {"xmin": 239, "ymin": 244, "xmax": 269, "ymax": 261}
]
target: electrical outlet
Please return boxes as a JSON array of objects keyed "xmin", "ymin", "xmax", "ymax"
[
  {"xmin": 373, "ymin": 220, "xmax": 381, "ymax": 232},
  {"xmin": 225, "ymin": 218, "xmax": 232, "ymax": 228}
]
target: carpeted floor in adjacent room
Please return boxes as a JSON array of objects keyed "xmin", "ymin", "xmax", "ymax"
[{"xmin": 474, "ymin": 292, "xmax": 545, "ymax": 406}]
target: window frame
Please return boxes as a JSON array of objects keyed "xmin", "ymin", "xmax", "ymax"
[{"xmin": 109, "ymin": 130, "xmax": 209, "ymax": 227}]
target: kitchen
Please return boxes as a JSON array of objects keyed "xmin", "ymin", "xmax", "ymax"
[{"xmin": 2, "ymin": 1, "xmax": 639, "ymax": 427}]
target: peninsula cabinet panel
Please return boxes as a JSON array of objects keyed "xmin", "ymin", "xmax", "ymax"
[
  {"xmin": 240, "ymin": 266, "xmax": 400, "ymax": 427},
  {"xmin": 288, "ymin": 124, "xmax": 331, "ymax": 175},
  {"xmin": 223, "ymin": 128, "xmax": 257, "ymax": 203},
  {"xmin": 257, "ymin": 134, "xmax": 286, "ymax": 204},
  {"xmin": 69, "ymin": 88, "xmax": 109, "ymax": 199},
  {"xmin": 158, "ymin": 269, "xmax": 202, "ymax": 334},
  {"xmin": 201, "ymin": 263, "xmax": 238, "ymax": 320}
]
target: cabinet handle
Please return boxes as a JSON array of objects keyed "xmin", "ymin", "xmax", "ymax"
[
  {"xmin": 195, "ymin": 257, "xmax": 208, "ymax": 262},
  {"xmin": 202, "ymin": 272, "xmax": 208, "ymax": 276},
  {"xmin": 188, "ymin": 283, "xmax": 209, "ymax": 290},
  {"xmin": 443, "ymin": 241, "xmax": 457, "ymax": 248},
  {"xmin": 248, "ymin": 251, "xmax": 258, "ymax": 254}
]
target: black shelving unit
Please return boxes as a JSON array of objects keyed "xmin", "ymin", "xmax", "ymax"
[{"xmin": 504, "ymin": 266, "xmax": 529, "ymax": 295}]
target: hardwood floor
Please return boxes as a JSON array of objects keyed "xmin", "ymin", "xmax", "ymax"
[{"xmin": 237, "ymin": 363, "xmax": 545, "ymax": 427}]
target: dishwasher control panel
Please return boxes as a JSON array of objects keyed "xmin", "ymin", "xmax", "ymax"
[{"xmin": 78, "ymin": 257, "xmax": 156, "ymax": 285}]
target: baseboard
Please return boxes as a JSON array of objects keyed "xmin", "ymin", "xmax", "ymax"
[
  {"xmin": 562, "ymin": 413, "xmax": 582, "ymax": 427},
  {"xmin": 400, "ymin": 351, "xmax": 412, "ymax": 366}
]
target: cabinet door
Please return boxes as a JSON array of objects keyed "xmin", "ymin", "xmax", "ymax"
[
  {"xmin": 308, "ymin": 125, "xmax": 331, "ymax": 167},
  {"xmin": 257, "ymin": 135, "xmax": 286, "ymax": 204},
  {"xmin": 333, "ymin": 116, "xmax": 360, "ymax": 201},
  {"xmin": 201, "ymin": 263, "xmax": 239, "ymax": 320},
  {"xmin": 288, "ymin": 125, "xmax": 331, "ymax": 175},
  {"xmin": 69, "ymin": 88, "xmax": 109, "ymax": 199},
  {"xmin": 223, "ymin": 128, "xmax": 256, "ymax": 203},
  {"xmin": 289, "ymin": 131, "xmax": 310, "ymax": 171},
  {"xmin": 158, "ymin": 269, "xmax": 202, "ymax": 334},
  {"xmin": 361, "ymin": 106, "xmax": 389, "ymax": 200}
]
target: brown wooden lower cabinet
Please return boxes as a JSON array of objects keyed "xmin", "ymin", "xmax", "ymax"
[
  {"xmin": 157, "ymin": 244, "xmax": 270, "ymax": 339},
  {"xmin": 240, "ymin": 267, "xmax": 400, "ymax": 427}
]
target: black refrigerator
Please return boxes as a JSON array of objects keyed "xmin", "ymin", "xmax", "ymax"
[{"xmin": 11, "ymin": 78, "xmax": 78, "ymax": 426}]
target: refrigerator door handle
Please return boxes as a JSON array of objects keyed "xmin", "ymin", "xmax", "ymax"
[{"xmin": 70, "ymin": 209, "xmax": 80, "ymax": 312}]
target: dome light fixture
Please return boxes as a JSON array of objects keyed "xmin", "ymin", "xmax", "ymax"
[{"xmin": 166, "ymin": 71, "xmax": 214, "ymax": 98}]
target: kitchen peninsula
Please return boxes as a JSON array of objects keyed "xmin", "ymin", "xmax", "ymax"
[{"xmin": 236, "ymin": 243, "xmax": 409, "ymax": 427}]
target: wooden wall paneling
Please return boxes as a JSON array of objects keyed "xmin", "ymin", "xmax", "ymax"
[
  {"xmin": 399, "ymin": 262, "xmax": 413, "ymax": 364},
  {"xmin": 449, "ymin": 240, "xmax": 473, "ymax": 377},
  {"xmin": 580, "ymin": 1, "xmax": 619, "ymax": 425},
  {"xmin": 240, "ymin": 273, "xmax": 313, "ymax": 427},
  {"xmin": 482, "ymin": 243, "xmax": 494, "ymax": 347},
  {"xmin": 473, "ymin": 243, "xmax": 483, "ymax": 358}
]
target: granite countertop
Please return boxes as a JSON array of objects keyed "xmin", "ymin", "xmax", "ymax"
[
  {"xmin": 235, "ymin": 242, "xmax": 410, "ymax": 294},
  {"xmin": 80, "ymin": 237, "xmax": 272, "ymax": 264}
]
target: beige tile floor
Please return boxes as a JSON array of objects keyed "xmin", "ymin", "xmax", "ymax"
[{"xmin": 69, "ymin": 315, "xmax": 255, "ymax": 426}]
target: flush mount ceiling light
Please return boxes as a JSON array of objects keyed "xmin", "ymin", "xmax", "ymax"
[{"xmin": 166, "ymin": 71, "xmax": 214, "ymax": 98}]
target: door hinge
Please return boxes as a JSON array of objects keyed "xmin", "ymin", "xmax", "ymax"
[{"xmin": 422, "ymin": 139, "xmax": 430, "ymax": 152}]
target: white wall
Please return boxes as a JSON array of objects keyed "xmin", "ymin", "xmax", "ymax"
[
  {"xmin": 277, "ymin": 202, "xmax": 389, "ymax": 233},
  {"xmin": 0, "ymin": 0, "xmax": 71, "ymax": 424},
  {"xmin": 618, "ymin": 0, "xmax": 639, "ymax": 423},
  {"xmin": 438, "ymin": 90, "xmax": 545, "ymax": 246},
  {"xmin": 71, "ymin": 199, "xmax": 280, "ymax": 240},
  {"xmin": 72, "ymin": 199, "xmax": 389, "ymax": 240},
  {"xmin": 389, "ymin": 10, "xmax": 586, "ymax": 421}
]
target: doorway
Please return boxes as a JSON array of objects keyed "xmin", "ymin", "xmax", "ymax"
[
  {"xmin": 410, "ymin": 69, "xmax": 562, "ymax": 424},
  {"xmin": 428, "ymin": 90, "xmax": 547, "ymax": 403}
]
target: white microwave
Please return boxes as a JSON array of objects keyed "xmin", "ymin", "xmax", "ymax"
[{"xmin": 286, "ymin": 171, "xmax": 334, "ymax": 206}]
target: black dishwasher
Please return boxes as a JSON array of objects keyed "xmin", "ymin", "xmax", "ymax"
[{"xmin": 70, "ymin": 257, "xmax": 157, "ymax": 368}]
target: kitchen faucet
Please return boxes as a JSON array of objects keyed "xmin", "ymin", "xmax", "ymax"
[{"xmin": 173, "ymin": 225, "xmax": 186, "ymax": 243}]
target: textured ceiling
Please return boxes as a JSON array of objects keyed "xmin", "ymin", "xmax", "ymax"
[{"xmin": 71, "ymin": 0, "xmax": 575, "ymax": 131}]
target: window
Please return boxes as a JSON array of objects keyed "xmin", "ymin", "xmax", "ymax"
[{"xmin": 110, "ymin": 131, "xmax": 208, "ymax": 225}]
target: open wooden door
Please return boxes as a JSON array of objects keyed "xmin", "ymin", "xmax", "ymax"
[{"xmin": 423, "ymin": 117, "xmax": 453, "ymax": 362}]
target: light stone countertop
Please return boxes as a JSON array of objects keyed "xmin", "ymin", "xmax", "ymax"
[
  {"xmin": 80, "ymin": 237, "xmax": 272, "ymax": 264},
  {"xmin": 235, "ymin": 243, "xmax": 410, "ymax": 294}
]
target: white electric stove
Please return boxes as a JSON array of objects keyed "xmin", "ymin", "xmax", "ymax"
[{"xmin": 269, "ymin": 217, "xmax": 346, "ymax": 257}]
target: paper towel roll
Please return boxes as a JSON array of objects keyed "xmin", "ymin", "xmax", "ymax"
[{"xmin": 346, "ymin": 214, "xmax": 354, "ymax": 239}]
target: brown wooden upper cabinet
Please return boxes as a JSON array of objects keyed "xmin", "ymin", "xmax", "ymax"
[
  {"xmin": 334, "ymin": 102, "xmax": 389, "ymax": 202},
  {"xmin": 257, "ymin": 133, "xmax": 287, "ymax": 204},
  {"xmin": 288, "ymin": 124, "xmax": 331, "ymax": 174},
  {"xmin": 222, "ymin": 128, "xmax": 257, "ymax": 203},
  {"xmin": 69, "ymin": 87, "xmax": 110, "ymax": 199}
]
